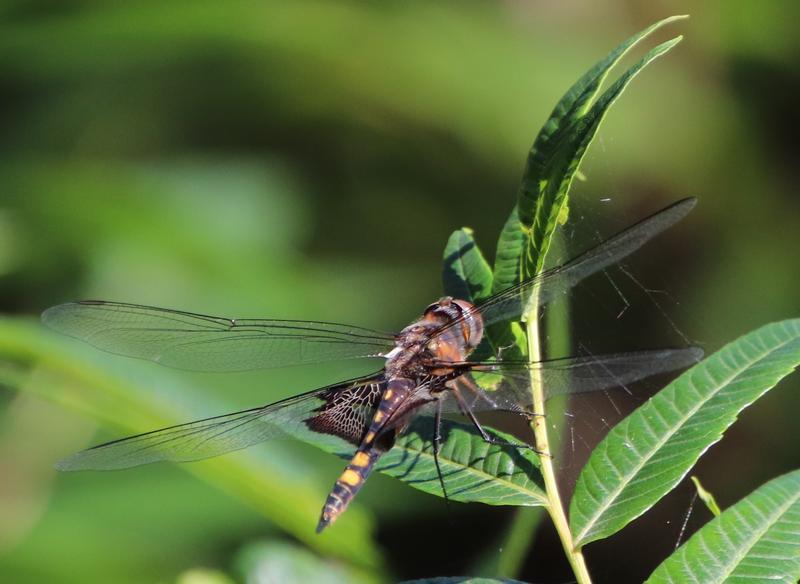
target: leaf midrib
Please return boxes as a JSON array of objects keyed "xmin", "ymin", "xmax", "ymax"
[{"xmin": 575, "ymin": 332, "xmax": 796, "ymax": 543}]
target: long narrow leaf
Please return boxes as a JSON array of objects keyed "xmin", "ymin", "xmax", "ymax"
[
  {"xmin": 493, "ymin": 15, "xmax": 687, "ymax": 292},
  {"xmin": 519, "ymin": 34, "xmax": 683, "ymax": 282},
  {"xmin": 570, "ymin": 319, "xmax": 800, "ymax": 546},
  {"xmin": 646, "ymin": 469, "xmax": 800, "ymax": 583}
]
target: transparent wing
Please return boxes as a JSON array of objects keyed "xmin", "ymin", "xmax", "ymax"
[
  {"xmin": 437, "ymin": 347, "xmax": 703, "ymax": 414},
  {"xmin": 56, "ymin": 374, "xmax": 386, "ymax": 471},
  {"xmin": 42, "ymin": 301, "xmax": 396, "ymax": 372},
  {"xmin": 433, "ymin": 198, "xmax": 696, "ymax": 337}
]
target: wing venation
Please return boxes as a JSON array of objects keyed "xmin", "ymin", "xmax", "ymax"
[
  {"xmin": 436, "ymin": 347, "xmax": 702, "ymax": 414},
  {"xmin": 433, "ymin": 198, "xmax": 696, "ymax": 337},
  {"xmin": 42, "ymin": 301, "xmax": 395, "ymax": 371},
  {"xmin": 56, "ymin": 374, "xmax": 386, "ymax": 471}
]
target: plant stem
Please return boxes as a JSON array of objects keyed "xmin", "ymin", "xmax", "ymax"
[
  {"xmin": 496, "ymin": 507, "xmax": 544, "ymax": 578},
  {"xmin": 524, "ymin": 296, "xmax": 592, "ymax": 584}
]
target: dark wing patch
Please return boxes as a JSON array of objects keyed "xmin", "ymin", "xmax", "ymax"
[{"xmin": 305, "ymin": 376, "xmax": 385, "ymax": 445}]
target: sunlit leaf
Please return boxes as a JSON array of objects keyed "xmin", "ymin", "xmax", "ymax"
[
  {"xmin": 492, "ymin": 15, "xmax": 687, "ymax": 292},
  {"xmin": 377, "ymin": 418, "xmax": 544, "ymax": 507},
  {"xmin": 646, "ymin": 469, "xmax": 800, "ymax": 584},
  {"xmin": 570, "ymin": 319, "xmax": 800, "ymax": 546},
  {"xmin": 691, "ymin": 476, "xmax": 721, "ymax": 517}
]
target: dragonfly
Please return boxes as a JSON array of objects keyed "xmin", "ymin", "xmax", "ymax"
[{"xmin": 43, "ymin": 198, "xmax": 700, "ymax": 533}]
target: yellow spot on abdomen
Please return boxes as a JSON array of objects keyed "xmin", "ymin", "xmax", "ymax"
[
  {"xmin": 340, "ymin": 469, "xmax": 361, "ymax": 487},
  {"xmin": 364, "ymin": 431, "xmax": 376, "ymax": 443},
  {"xmin": 374, "ymin": 411, "xmax": 384, "ymax": 422},
  {"xmin": 384, "ymin": 389, "xmax": 393, "ymax": 399},
  {"xmin": 352, "ymin": 451, "xmax": 370, "ymax": 467}
]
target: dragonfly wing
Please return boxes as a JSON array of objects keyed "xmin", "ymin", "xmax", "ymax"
[
  {"xmin": 437, "ymin": 347, "xmax": 703, "ymax": 414},
  {"xmin": 56, "ymin": 374, "xmax": 386, "ymax": 471},
  {"xmin": 305, "ymin": 375, "xmax": 385, "ymax": 445},
  {"xmin": 433, "ymin": 198, "xmax": 696, "ymax": 337},
  {"xmin": 42, "ymin": 301, "xmax": 396, "ymax": 371}
]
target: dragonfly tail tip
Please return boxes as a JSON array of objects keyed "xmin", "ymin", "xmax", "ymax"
[{"xmin": 315, "ymin": 517, "xmax": 330, "ymax": 534}]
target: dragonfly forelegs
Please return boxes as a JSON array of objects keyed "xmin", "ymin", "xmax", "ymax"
[
  {"xmin": 458, "ymin": 372, "xmax": 546, "ymax": 422},
  {"xmin": 432, "ymin": 400, "xmax": 450, "ymax": 504},
  {"xmin": 451, "ymin": 384, "xmax": 545, "ymax": 456}
]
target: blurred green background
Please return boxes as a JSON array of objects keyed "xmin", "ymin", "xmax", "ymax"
[{"xmin": 1, "ymin": 2, "xmax": 799, "ymax": 583}]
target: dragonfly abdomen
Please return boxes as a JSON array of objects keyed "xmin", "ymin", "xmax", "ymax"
[
  {"xmin": 316, "ymin": 448, "xmax": 381, "ymax": 533},
  {"xmin": 316, "ymin": 377, "xmax": 415, "ymax": 532}
]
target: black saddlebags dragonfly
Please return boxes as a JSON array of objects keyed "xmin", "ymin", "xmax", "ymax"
[{"xmin": 43, "ymin": 198, "xmax": 699, "ymax": 532}]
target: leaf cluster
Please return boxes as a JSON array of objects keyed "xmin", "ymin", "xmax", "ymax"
[{"xmin": 419, "ymin": 14, "xmax": 800, "ymax": 583}]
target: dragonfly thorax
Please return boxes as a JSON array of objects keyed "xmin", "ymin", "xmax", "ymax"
[
  {"xmin": 387, "ymin": 297, "xmax": 484, "ymax": 377},
  {"xmin": 423, "ymin": 297, "xmax": 483, "ymax": 353}
]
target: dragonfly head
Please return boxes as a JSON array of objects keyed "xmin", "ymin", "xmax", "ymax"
[{"xmin": 422, "ymin": 297, "xmax": 484, "ymax": 354}]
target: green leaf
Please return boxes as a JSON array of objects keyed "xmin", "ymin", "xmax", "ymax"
[
  {"xmin": 442, "ymin": 227, "xmax": 494, "ymax": 303},
  {"xmin": 493, "ymin": 205, "xmax": 527, "ymax": 295},
  {"xmin": 442, "ymin": 228, "xmax": 526, "ymax": 361},
  {"xmin": 646, "ymin": 469, "xmax": 800, "ymax": 584},
  {"xmin": 376, "ymin": 418, "xmax": 545, "ymax": 507},
  {"xmin": 518, "ymin": 34, "xmax": 684, "ymax": 281},
  {"xmin": 493, "ymin": 15, "xmax": 687, "ymax": 292},
  {"xmin": 691, "ymin": 476, "xmax": 722, "ymax": 517},
  {"xmin": 570, "ymin": 320, "xmax": 800, "ymax": 547}
]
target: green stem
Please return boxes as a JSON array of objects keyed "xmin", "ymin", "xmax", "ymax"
[{"xmin": 524, "ymin": 296, "xmax": 592, "ymax": 584}]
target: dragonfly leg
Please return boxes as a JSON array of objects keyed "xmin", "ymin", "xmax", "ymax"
[
  {"xmin": 457, "ymin": 373, "xmax": 502, "ymax": 409},
  {"xmin": 432, "ymin": 400, "xmax": 450, "ymax": 505},
  {"xmin": 509, "ymin": 404, "xmax": 546, "ymax": 422},
  {"xmin": 452, "ymin": 385, "xmax": 545, "ymax": 455},
  {"xmin": 495, "ymin": 342, "xmax": 516, "ymax": 360},
  {"xmin": 459, "ymin": 372, "xmax": 545, "ymax": 421}
]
